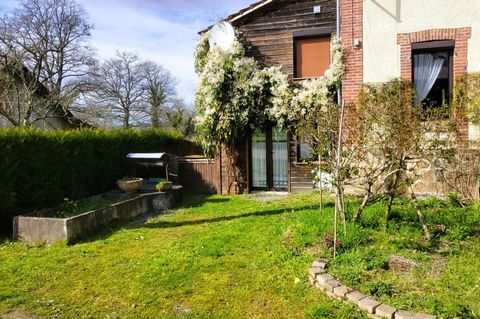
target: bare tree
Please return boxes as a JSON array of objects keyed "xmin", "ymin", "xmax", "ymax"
[
  {"xmin": 142, "ymin": 60, "xmax": 177, "ymax": 128},
  {"xmin": 86, "ymin": 51, "xmax": 148, "ymax": 128},
  {"xmin": 83, "ymin": 53, "xmax": 178, "ymax": 128},
  {"xmin": 0, "ymin": 0, "xmax": 94, "ymax": 125},
  {"xmin": 349, "ymin": 80, "xmax": 459, "ymax": 240}
]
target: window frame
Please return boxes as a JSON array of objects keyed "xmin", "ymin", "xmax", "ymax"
[
  {"xmin": 296, "ymin": 138, "xmax": 318, "ymax": 163},
  {"xmin": 411, "ymin": 40, "xmax": 455, "ymax": 106},
  {"xmin": 293, "ymin": 27, "xmax": 332, "ymax": 80}
]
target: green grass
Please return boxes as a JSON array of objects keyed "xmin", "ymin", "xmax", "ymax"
[
  {"xmin": 328, "ymin": 198, "xmax": 480, "ymax": 319},
  {"xmin": 0, "ymin": 193, "xmax": 479, "ymax": 319},
  {"xmin": 0, "ymin": 193, "xmax": 366, "ymax": 319}
]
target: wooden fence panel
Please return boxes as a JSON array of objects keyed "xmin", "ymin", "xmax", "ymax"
[{"xmin": 177, "ymin": 158, "xmax": 219, "ymax": 194}]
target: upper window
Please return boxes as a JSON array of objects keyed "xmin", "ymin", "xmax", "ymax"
[
  {"xmin": 412, "ymin": 41, "xmax": 454, "ymax": 107},
  {"xmin": 294, "ymin": 36, "xmax": 331, "ymax": 79}
]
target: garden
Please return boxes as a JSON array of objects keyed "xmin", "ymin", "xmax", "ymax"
[
  {"xmin": 1, "ymin": 9, "xmax": 480, "ymax": 319},
  {"xmin": 1, "ymin": 192, "xmax": 479, "ymax": 318}
]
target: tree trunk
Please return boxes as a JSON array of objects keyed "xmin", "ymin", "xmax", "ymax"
[
  {"xmin": 385, "ymin": 169, "xmax": 401, "ymax": 229},
  {"xmin": 335, "ymin": 102, "xmax": 347, "ymax": 236},
  {"xmin": 151, "ymin": 106, "xmax": 160, "ymax": 128},
  {"xmin": 353, "ymin": 183, "xmax": 372, "ymax": 223},
  {"xmin": 339, "ymin": 186, "xmax": 347, "ymax": 235},
  {"xmin": 410, "ymin": 189, "xmax": 432, "ymax": 241}
]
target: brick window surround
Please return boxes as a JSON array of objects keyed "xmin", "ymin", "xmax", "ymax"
[
  {"xmin": 397, "ymin": 27, "xmax": 472, "ymax": 80},
  {"xmin": 398, "ymin": 27, "xmax": 472, "ymax": 141}
]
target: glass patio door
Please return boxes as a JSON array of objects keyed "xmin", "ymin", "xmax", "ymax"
[
  {"xmin": 250, "ymin": 127, "xmax": 288, "ymax": 190},
  {"xmin": 251, "ymin": 130, "xmax": 267, "ymax": 188},
  {"xmin": 272, "ymin": 127, "xmax": 288, "ymax": 189}
]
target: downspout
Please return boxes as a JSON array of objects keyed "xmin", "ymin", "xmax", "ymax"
[{"xmin": 336, "ymin": 0, "xmax": 342, "ymax": 104}]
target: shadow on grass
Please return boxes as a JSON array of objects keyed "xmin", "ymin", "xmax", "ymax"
[
  {"xmin": 140, "ymin": 207, "xmax": 299, "ymax": 229},
  {"xmin": 75, "ymin": 202, "xmax": 325, "ymax": 244},
  {"xmin": 178, "ymin": 194, "xmax": 231, "ymax": 209}
]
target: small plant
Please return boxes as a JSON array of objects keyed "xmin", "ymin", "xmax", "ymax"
[
  {"xmin": 156, "ymin": 180, "xmax": 173, "ymax": 192},
  {"xmin": 447, "ymin": 192, "xmax": 463, "ymax": 208},
  {"xmin": 55, "ymin": 198, "xmax": 78, "ymax": 218},
  {"xmin": 369, "ymin": 282, "xmax": 394, "ymax": 297},
  {"xmin": 323, "ymin": 233, "xmax": 341, "ymax": 250},
  {"xmin": 305, "ymin": 304, "xmax": 336, "ymax": 319}
]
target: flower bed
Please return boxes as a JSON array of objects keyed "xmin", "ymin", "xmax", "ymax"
[{"xmin": 13, "ymin": 186, "xmax": 182, "ymax": 244}]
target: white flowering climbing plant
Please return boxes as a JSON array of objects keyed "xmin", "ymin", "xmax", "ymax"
[{"xmin": 194, "ymin": 30, "xmax": 344, "ymax": 159}]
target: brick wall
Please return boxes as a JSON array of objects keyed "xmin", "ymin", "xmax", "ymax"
[
  {"xmin": 397, "ymin": 27, "xmax": 473, "ymax": 141},
  {"xmin": 340, "ymin": 0, "xmax": 363, "ymax": 104}
]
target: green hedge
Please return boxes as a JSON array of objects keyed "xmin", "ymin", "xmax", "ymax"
[{"xmin": 0, "ymin": 128, "xmax": 201, "ymax": 230}]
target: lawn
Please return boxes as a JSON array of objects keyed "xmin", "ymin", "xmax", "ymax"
[
  {"xmin": 0, "ymin": 193, "xmax": 366, "ymax": 319},
  {"xmin": 0, "ymin": 193, "xmax": 479, "ymax": 319}
]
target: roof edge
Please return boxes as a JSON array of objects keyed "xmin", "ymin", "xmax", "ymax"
[{"xmin": 198, "ymin": 0, "xmax": 275, "ymax": 35}]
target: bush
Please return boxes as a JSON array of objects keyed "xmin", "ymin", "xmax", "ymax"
[{"xmin": 0, "ymin": 128, "xmax": 200, "ymax": 230}]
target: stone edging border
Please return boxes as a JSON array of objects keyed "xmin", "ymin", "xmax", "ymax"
[{"xmin": 308, "ymin": 259, "xmax": 437, "ymax": 319}]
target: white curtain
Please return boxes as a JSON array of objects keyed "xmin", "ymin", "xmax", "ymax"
[
  {"xmin": 272, "ymin": 127, "xmax": 288, "ymax": 189},
  {"xmin": 252, "ymin": 130, "xmax": 267, "ymax": 188},
  {"xmin": 413, "ymin": 53, "xmax": 445, "ymax": 104}
]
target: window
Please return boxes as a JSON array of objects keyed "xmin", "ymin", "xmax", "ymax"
[
  {"xmin": 294, "ymin": 36, "xmax": 331, "ymax": 78},
  {"xmin": 297, "ymin": 140, "xmax": 318, "ymax": 162},
  {"xmin": 412, "ymin": 41, "xmax": 454, "ymax": 107}
]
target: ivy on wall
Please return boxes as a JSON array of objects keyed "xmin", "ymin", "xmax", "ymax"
[{"xmin": 452, "ymin": 73, "xmax": 480, "ymax": 124}]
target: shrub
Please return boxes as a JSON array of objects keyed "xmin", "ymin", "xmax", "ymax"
[{"xmin": 0, "ymin": 128, "xmax": 200, "ymax": 230}]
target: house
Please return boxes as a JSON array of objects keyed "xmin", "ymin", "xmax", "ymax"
[
  {"xmin": 0, "ymin": 62, "xmax": 89, "ymax": 130},
  {"xmin": 200, "ymin": 0, "xmax": 480, "ymax": 195}
]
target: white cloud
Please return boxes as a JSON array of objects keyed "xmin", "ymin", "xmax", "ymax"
[{"xmin": 81, "ymin": 0, "xmax": 253, "ymax": 103}]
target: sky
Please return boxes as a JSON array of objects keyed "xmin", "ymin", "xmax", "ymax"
[{"xmin": 0, "ymin": 0, "xmax": 254, "ymax": 104}]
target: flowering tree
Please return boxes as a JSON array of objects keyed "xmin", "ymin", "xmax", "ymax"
[{"xmin": 195, "ymin": 34, "xmax": 291, "ymax": 159}]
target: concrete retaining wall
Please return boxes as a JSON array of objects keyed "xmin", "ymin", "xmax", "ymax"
[{"xmin": 13, "ymin": 186, "xmax": 182, "ymax": 244}]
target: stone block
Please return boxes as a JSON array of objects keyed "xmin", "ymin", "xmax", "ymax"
[
  {"xmin": 376, "ymin": 304, "xmax": 397, "ymax": 319},
  {"xmin": 346, "ymin": 291, "xmax": 366, "ymax": 305},
  {"xmin": 309, "ymin": 266, "xmax": 325, "ymax": 278},
  {"xmin": 395, "ymin": 310, "xmax": 416, "ymax": 319},
  {"xmin": 322, "ymin": 279, "xmax": 340, "ymax": 292},
  {"xmin": 358, "ymin": 297, "xmax": 381, "ymax": 314},
  {"xmin": 413, "ymin": 314, "xmax": 436, "ymax": 319},
  {"xmin": 333, "ymin": 285, "xmax": 352, "ymax": 299},
  {"xmin": 312, "ymin": 259, "xmax": 328, "ymax": 270},
  {"xmin": 315, "ymin": 273, "xmax": 334, "ymax": 286},
  {"xmin": 308, "ymin": 274, "xmax": 315, "ymax": 286}
]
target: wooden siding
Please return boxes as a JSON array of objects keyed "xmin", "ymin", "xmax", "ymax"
[
  {"xmin": 289, "ymin": 138, "xmax": 315, "ymax": 193},
  {"xmin": 211, "ymin": 0, "xmax": 336, "ymax": 194},
  {"xmin": 177, "ymin": 158, "xmax": 220, "ymax": 194},
  {"xmin": 234, "ymin": 0, "xmax": 336, "ymax": 77}
]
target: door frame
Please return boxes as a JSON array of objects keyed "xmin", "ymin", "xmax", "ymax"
[{"xmin": 248, "ymin": 126, "xmax": 290, "ymax": 191}]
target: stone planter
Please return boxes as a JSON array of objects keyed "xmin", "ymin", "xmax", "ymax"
[
  {"xmin": 13, "ymin": 186, "xmax": 183, "ymax": 244},
  {"xmin": 117, "ymin": 178, "xmax": 144, "ymax": 193}
]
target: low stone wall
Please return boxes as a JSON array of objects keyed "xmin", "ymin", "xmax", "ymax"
[
  {"xmin": 309, "ymin": 259, "xmax": 436, "ymax": 319},
  {"xmin": 13, "ymin": 186, "xmax": 183, "ymax": 244}
]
